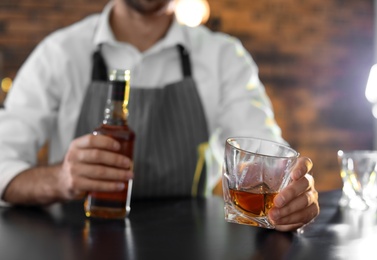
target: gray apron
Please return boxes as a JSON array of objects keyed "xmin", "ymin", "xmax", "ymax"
[{"xmin": 75, "ymin": 45, "xmax": 209, "ymax": 198}]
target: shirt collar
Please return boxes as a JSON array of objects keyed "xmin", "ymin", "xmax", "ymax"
[
  {"xmin": 93, "ymin": 1, "xmax": 116, "ymax": 46},
  {"xmin": 93, "ymin": 2, "xmax": 190, "ymax": 54}
]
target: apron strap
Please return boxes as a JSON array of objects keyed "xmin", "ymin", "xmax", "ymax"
[
  {"xmin": 92, "ymin": 45, "xmax": 191, "ymax": 81},
  {"xmin": 177, "ymin": 44, "xmax": 192, "ymax": 78},
  {"xmin": 91, "ymin": 47, "xmax": 108, "ymax": 81}
]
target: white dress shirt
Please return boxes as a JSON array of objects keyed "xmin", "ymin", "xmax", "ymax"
[{"xmin": 0, "ymin": 2, "xmax": 284, "ymax": 205}]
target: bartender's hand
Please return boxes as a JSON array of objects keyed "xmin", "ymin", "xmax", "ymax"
[
  {"xmin": 3, "ymin": 134, "xmax": 133, "ymax": 205},
  {"xmin": 58, "ymin": 134, "xmax": 134, "ymax": 200},
  {"xmin": 268, "ymin": 157, "xmax": 319, "ymax": 232}
]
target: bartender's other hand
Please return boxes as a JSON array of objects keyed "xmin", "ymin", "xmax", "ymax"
[
  {"xmin": 268, "ymin": 157, "xmax": 319, "ymax": 232},
  {"xmin": 58, "ymin": 134, "xmax": 133, "ymax": 200}
]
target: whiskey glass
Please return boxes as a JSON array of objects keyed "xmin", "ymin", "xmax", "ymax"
[
  {"xmin": 338, "ymin": 150, "xmax": 377, "ymax": 210},
  {"xmin": 222, "ymin": 137, "xmax": 299, "ymax": 229}
]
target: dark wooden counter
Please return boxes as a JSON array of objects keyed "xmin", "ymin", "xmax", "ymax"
[{"xmin": 0, "ymin": 190, "xmax": 373, "ymax": 260}]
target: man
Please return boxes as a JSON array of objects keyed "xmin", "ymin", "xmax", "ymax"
[{"xmin": 0, "ymin": 0, "xmax": 319, "ymax": 231}]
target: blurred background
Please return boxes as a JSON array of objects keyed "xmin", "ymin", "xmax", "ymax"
[{"xmin": 0, "ymin": 0, "xmax": 375, "ymax": 192}]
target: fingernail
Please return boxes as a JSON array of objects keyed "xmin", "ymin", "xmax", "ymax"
[
  {"xmin": 295, "ymin": 170, "xmax": 303, "ymax": 180},
  {"xmin": 117, "ymin": 183, "xmax": 125, "ymax": 190},
  {"xmin": 269, "ymin": 209, "xmax": 280, "ymax": 221},
  {"xmin": 275, "ymin": 195, "xmax": 285, "ymax": 207},
  {"xmin": 124, "ymin": 158, "xmax": 131, "ymax": 167},
  {"xmin": 113, "ymin": 142, "xmax": 120, "ymax": 150}
]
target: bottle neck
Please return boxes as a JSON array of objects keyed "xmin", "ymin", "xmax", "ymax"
[
  {"xmin": 103, "ymin": 100, "xmax": 128, "ymax": 125},
  {"xmin": 103, "ymin": 79, "xmax": 129, "ymax": 126},
  {"xmin": 103, "ymin": 70, "xmax": 130, "ymax": 126}
]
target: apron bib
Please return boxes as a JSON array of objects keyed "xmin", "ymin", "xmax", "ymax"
[{"xmin": 75, "ymin": 45, "xmax": 209, "ymax": 198}]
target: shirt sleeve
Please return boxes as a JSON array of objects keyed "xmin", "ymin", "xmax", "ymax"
[
  {"xmin": 217, "ymin": 37, "xmax": 285, "ymax": 143},
  {"xmin": 0, "ymin": 38, "xmax": 61, "ymax": 206},
  {"xmin": 205, "ymin": 37, "xmax": 287, "ymax": 194}
]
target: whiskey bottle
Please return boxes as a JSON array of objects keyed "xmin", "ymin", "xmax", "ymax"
[{"xmin": 84, "ymin": 69, "xmax": 135, "ymax": 219}]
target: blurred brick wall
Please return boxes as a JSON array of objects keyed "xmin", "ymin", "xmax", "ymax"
[
  {"xmin": 0, "ymin": 0, "xmax": 110, "ymax": 162},
  {"xmin": 208, "ymin": 0, "xmax": 375, "ymax": 191},
  {"xmin": 0, "ymin": 0, "xmax": 109, "ymax": 79},
  {"xmin": 0, "ymin": 0, "xmax": 375, "ymax": 191}
]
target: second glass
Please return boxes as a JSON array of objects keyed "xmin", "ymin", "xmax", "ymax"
[{"xmin": 338, "ymin": 150, "xmax": 377, "ymax": 210}]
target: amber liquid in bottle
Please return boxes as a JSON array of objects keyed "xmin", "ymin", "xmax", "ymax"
[{"xmin": 84, "ymin": 69, "xmax": 135, "ymax": 219}]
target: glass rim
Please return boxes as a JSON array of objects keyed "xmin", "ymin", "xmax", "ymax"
[
  {"xmin": 338, "ymin": 150, "xmax": 377, "ymax": 158},
  {"xmin": 226, "ymin": 136, "xmax": 299, "ymax": 159}
]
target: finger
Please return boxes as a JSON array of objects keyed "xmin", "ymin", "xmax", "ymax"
[
  {"xmin": 72, "ymin": 134, "xmax": 121, "ymax": 151},
  {"xmin": 70, "ymin": 148, "xmax": 132, "ymax": 169},
  {"xmin": 274, "ymin": 173, "xmax": 314, "ymax": 207},
  {"xmin": 274, "ymin": 223, "xmax": 304, "ymax": 232},
  {"xmin": 76, "ymin": 164, "xmax": 134, "ymax": 182},
  {"xmin": 63, "ymin": 166, "xmax": 132, "ymax": 200},
  {"xmin": 291, "ymin": 157, "xmax": 313, "ymax": 180},
  {"xmin": 269, "ymin": 188, "xmax": 318, "ymax": 221},
  {"xmin": 71, "ymin": 176, "xmax": 128, "ymax": 194},
  {"xmin": 270, "ymin": 203, "xmax": 319, "ymax": 228}
]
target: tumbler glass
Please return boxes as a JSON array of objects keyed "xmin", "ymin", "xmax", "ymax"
[
  {"xmin": 223, "ymin": 137, "xmax": 299, "ymax": 229},
  {"xmin": 338, "ymin": 150, "xmax": 377, "ymax": 210}
]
